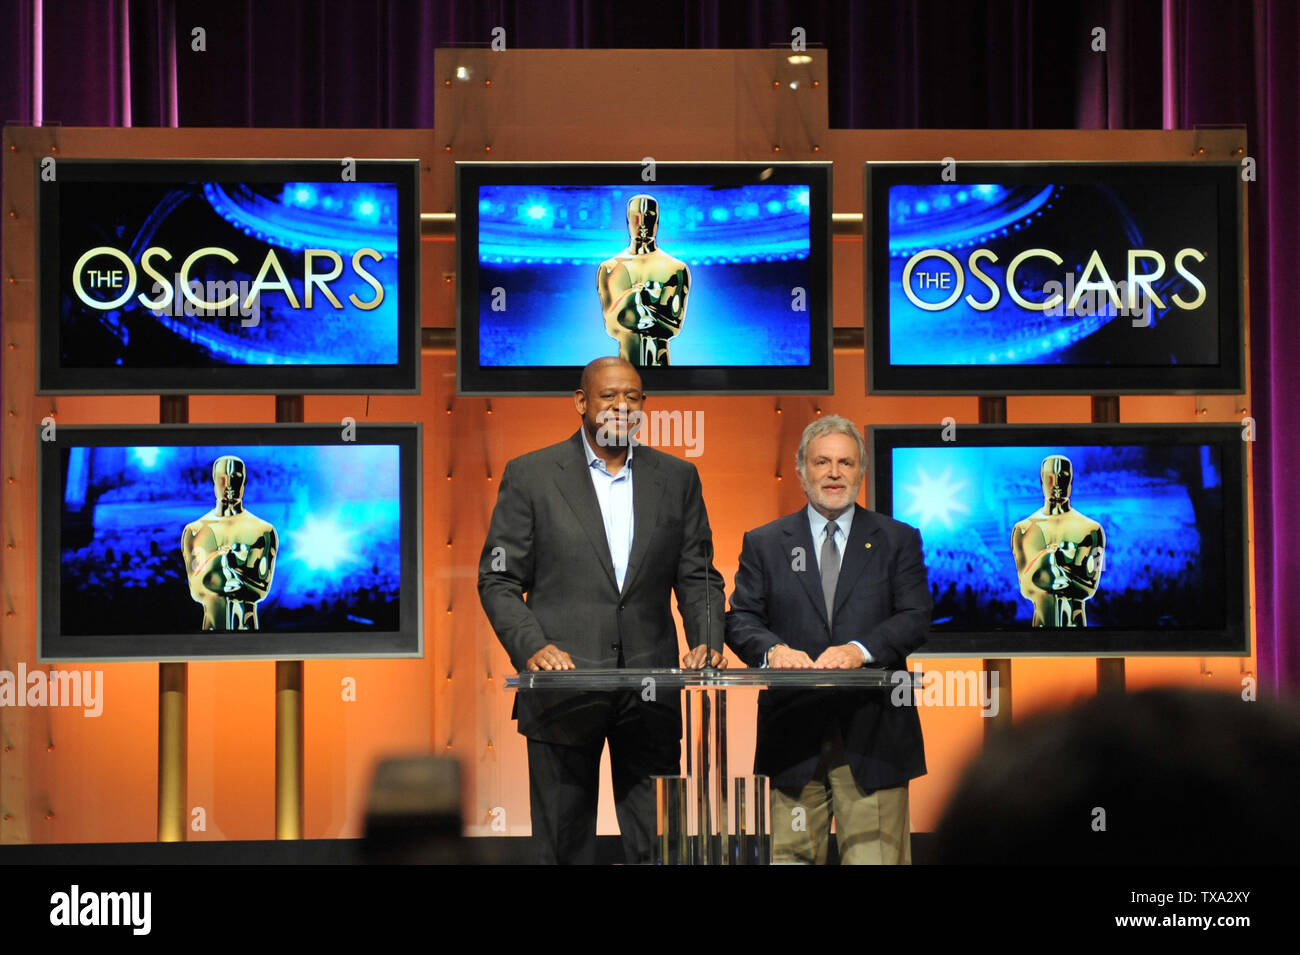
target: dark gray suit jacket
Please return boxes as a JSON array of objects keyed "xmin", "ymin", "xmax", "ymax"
[
  {"xmin": 478, "ymin": 430, "xmax": 725, "ymax": 744},
  {"xmin": 725, "ymin": 505, "xmax": 931, "ymax": 790}
]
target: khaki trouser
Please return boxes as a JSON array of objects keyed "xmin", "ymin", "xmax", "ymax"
[{"xmin": 770, "ymin": 722, "xmax": 911, "ymax": 865}]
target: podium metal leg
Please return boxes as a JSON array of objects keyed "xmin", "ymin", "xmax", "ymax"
[
  {"xmin": 679, "ymin": 687, "xmax": 738, "ymax": 865},
  {"xmin": 695, "ymin": 691, "xmax": 711, "ymax": 864},
  {"xmin": 715, "ymin": 689, "xmax": 729, "ymax": 865},
  {"xmin": 753, "ymin": 774, "xmax": 770, "ymax": 865},
  {"xmin": 732, "ymin": 776, "xmax": 770, "ymax": 865},
  {"xmin": 733, "ymin": 777, "xmax": 747, "ymax": 865},
  {"xmin": 654, "ymin": 776, "xmax": 688, "ymax": 865}
]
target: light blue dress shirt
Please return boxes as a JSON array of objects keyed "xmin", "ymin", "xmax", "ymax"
[
  {"xmin": 807, "ymin": 503, "xmax": 873, "ymax": 665},
  {"xmin": 763, "ymin": 504, "xmax": 873, "ymax": 667},
  {"xmin": 580, "ymin": 428, "xmax": 635, "ymax": 591}
]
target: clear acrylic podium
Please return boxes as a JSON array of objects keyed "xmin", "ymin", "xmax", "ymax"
[{"xmin": 505, "ymin": 667, "xmax": 918, "ymax": 865}]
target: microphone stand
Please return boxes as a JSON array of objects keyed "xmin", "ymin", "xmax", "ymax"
[
  {"xmin": 698, "ymin": 537, "xmax": 716, "ymax": 863},
  {"xmin": 701, "ymin": 538, "xmax": 716, "ymax": 673}
]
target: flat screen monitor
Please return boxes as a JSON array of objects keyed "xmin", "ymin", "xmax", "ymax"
[
  {"xmin": 865, "ymin": 161, "xmax": 1244, "ymax": 394},
  {"xmin": 40, "ymin": 424, "xmax": 423, "ymax": 661},
  {"xmin": 869, "ymin": 423, "xmax": 1249, "ymax": 656},
  {"xmin": 457, "ymin": 162, "xmax": 832, "ymax": 394},
  {"xmin": 39, "ymin": 159, "xmax": 420, "ymax": 394}
]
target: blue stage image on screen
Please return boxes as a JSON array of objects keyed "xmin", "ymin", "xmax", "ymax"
[
  {"xmin": 59, "ymin": 179, "xmax": 401, "ymax": 368},
  {"xmin": 890, "ymin": 443, "xmax": 1225, "ymax": 629},
  {"xmin": 475, "ymin": 183, "xmax": 813, "ymax": 366},
  {"xmin": 59, "ymin": 443, "xmax": 402, "ymax": 635},
  {"xmin": 885, "ymin": 179, "xmax": 1221, "ymax": 366}
]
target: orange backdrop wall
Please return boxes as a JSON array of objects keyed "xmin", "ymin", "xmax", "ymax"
[{"xmin": 0, "ymin": 50, "xmax": 1254, "ymax": 844}]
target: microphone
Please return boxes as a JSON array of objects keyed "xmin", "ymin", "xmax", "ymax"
[{"xmin": 702, "ymin": 538, "xmax": 715, "ymax": 672}]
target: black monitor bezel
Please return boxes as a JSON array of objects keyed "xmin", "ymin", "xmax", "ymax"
[
  {"xmin": 38, "ymin": 422, "xmax": 424, "ymax": 662},
  {"xmin": 865, "ymin": 161, "xmax": 1246, "ymax": 395},
  {"xmin": 869, "ymin": 422, "xmax": 1250, "ymax": 657},
  {"xmin": 456, "ymin": 161, "xmax": 833, "ymax": 396},
  {"xmin": 37, "ymin": 158, "xmax": 421, "ymax": 395}
]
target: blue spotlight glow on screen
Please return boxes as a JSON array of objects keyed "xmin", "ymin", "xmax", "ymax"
[
  {"xmin": 887, "ymin": 184, "xmax": 1053, "ymax": 254},
  {"xmin": 475, "ymin": 183, "xmax": 813, "ymax": 366},
  {"xmin": 883, "ymin": 179, "xmax": 1222, "ymax": 367},
  {"xmin": 59, "ymin": 443, "xmax": 402, "ymax": 634},
  {"xmin": 891, "ymin": 443, "xmax": 1221, "ymax": 629},
  {"xmin": 205, "ymin": 182, "xmax": 399, "ymax": 254},
  {"xmin": 58, "ymin": 179, "xmax": 402, "ymax": 369}
]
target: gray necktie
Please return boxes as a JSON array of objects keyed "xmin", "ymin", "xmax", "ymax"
[{"xmin": 820, "ymin": 521, "xmax": 840, "ymax": 622}]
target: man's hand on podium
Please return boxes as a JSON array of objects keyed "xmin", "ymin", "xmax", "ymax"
[
  {"xmin": 681, "ymin": 645, "xmax": 727, "ymax": 669},
  {"xmin": 526, "ymin": 644, "xmax": 576, "ymax": 671},
  {"xmin": 767, "ymin": 645, "xmax": 815, "ymax": 668},
  {"xmin": 813, "ymin": 644, "xmax": 867, "ymax": 669}
]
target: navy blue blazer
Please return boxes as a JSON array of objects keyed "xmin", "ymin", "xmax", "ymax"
[{"xmin": 725, "ymin": 505, "xmax": 931, "ymax": 791}]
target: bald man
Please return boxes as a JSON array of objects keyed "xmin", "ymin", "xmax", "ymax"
[{"xmin": 478, "ymin": 356, "xmax": 726, "ymax": 864}]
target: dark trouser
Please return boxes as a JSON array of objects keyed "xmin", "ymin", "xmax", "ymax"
[{"xmin": 526, "ymin": 691, "xmax": 680, "ymax": 865}]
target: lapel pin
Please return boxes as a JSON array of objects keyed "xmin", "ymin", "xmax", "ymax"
[{"xmin": 865, "ymin": 542, "xmax": 872, "ymax": 549}]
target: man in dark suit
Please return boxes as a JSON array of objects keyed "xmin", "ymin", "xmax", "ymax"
[
  {"xmin": 726, "ymin": 414, "xmax": 930, "ymax": 864},
  {"xmin": 478, "ymin": 356, "xmax": 726, "ymax": 864}
]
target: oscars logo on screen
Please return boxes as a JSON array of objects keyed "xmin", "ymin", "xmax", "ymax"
[
  {"xmin": 71, "ymin": 244, "xmax": 387, "ymax": 314},
  {"xmin": 901, "ymin": 247, "xmax": 1207, "ymax": 313}
]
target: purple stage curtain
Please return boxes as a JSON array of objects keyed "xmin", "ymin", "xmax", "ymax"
[
  {"xmin": 2, "ymin": 0, "xmax": 1296, "ymax": 688},
  {"xmin": 1168, "ymin": 0, "xmax": 1300, "ymax": 694}
]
